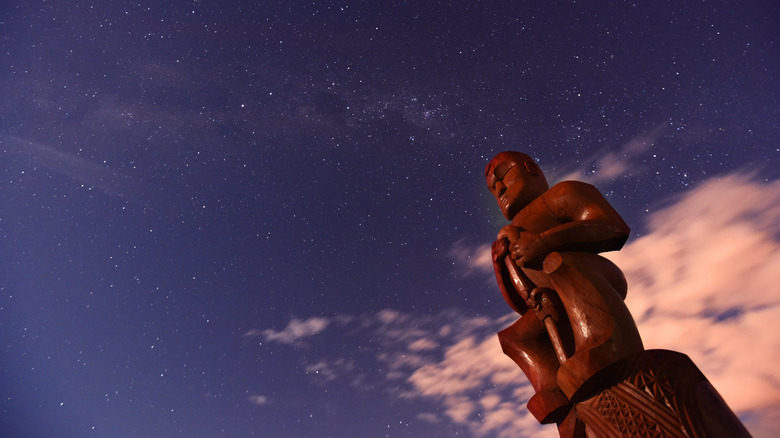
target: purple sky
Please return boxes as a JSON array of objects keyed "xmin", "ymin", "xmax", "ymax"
[{"xmin": 2, "ymin": 1, "xmax": 778, "ymax": 437}]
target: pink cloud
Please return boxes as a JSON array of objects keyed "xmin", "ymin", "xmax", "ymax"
[
  {"xmin": 405, "ymin": 331, "xmax": 554, "ymax": 437},
  {"xmin": 449, "ymin": 239, "xmax": 494, "ymax": 277},
  {"xmin": 605, "ymin": 173, "xmax": 780, "ymax": 435},
  {"xmin": 260, "ymin": 316, "xmax": 331, "ymax": 345},
  {"xmin": 247, "ymin": 394, "xmax": 269, "ymax": 405}
]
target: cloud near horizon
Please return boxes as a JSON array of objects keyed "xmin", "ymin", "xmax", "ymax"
[{"xmin": 252, "ymin": 308, "xmax": 554, "ymax": 437}]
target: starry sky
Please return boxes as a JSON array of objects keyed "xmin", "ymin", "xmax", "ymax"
[{"xmin": 1, "ymin": 1, "xmax": 778, "ymax": 437}]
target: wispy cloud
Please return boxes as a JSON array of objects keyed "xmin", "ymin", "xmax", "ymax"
[
  {"xmin": 3, "ymin": 135, "xmax": 147, "ymax": 207},
  {"xmin": 258, "ymin": 316, "xmax": 331, "ymax": 345},
  {"xmin": 305, "ymin": 359, "xmax": 355, "ymax": 383},
  {"xmin": 448, "ymin": 239, "xmax": 494, "ymax": 277},
  {"xmin": 555, "ymin": 123, "xmax": 666, "ymax": 184},
  {"xmin": 403, "ymin": 331, "xmax": 553, "ymax": 437},
  {"xmin": 247, "ymin": 394, "xmax": 270, "ymax": 406}
]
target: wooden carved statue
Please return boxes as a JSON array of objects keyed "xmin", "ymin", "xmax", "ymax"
[{"xmin": 485, "ymin": 151, "xmax": 751, "ymax": 437}]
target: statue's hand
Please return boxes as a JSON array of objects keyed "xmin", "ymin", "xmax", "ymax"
[
  {"xmin": 492, "ymin": 238, "xmax": 510, "ymax": 263},
  {"xmin": 494, "ymin": 225, "xmax": 521, "ymax": 263},
  {"xmin": 510, "ymin": 232, "xmax": 548, "ymax": 268},
  {"xmin": 497, "ymin": 224, "xmax": 522, "ymax": 242}
]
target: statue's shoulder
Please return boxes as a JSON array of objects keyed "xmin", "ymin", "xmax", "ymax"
[
  {"xmin": 542, "ymin": 181, "xmax": 609, "ymax": 217},
  {"xmin": 546, "ymin": 180, "xmax": 600, "ymax": 199}
]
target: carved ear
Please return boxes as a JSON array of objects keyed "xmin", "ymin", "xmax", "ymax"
[{"xmin": 524, "ymin": 161, "xmax": 540, "ymax": 176}]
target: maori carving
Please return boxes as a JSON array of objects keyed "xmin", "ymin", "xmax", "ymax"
[{"xmin": 484, "ymin": 151, "xmax": 750, "ymax": 437}]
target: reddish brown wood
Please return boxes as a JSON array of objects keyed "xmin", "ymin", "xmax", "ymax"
[
  {"xmin": 575, "ymin": 350, "xmax": 750, "ymax": 437},
  {"xmin": 485, "ymin": 151, "xmax": 750, "ymax": 437}
]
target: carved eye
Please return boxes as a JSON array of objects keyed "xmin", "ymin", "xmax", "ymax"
[{"xmin": 493, "ymin": 162, "xmax": 516, "ymax": 180}]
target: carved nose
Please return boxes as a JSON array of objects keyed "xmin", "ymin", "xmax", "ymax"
[{"xmin": 495, "ymin": 181, "xmax": 507, "ymax": 197}]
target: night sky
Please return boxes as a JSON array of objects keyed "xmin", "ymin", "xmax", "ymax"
[{"xmin": 1, "ymin": 1, "xmax": 778, "ymax": 437}]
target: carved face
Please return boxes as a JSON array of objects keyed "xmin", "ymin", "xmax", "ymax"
[{"xmin": 486, "ymin": 152, "xmax": 549, "ymax": 220}]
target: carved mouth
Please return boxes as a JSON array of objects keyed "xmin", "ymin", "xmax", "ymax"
[{"xmin": 500, "ymin": 194, "xmax": 512, "ymax": 209}]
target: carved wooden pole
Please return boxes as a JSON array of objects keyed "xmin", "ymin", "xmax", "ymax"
[{"xmin": 504, "ymin": 255, "xmax": 567, "ymax": 364}]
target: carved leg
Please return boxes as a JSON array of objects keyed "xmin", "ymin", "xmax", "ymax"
[{"xmin": 524, "ymin": 252, "xmax": 645, "ymax": 400}]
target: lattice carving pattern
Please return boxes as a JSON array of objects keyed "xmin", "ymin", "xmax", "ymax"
[
  {"xmin": 594, "ymin": 390, "xmax": 662, "ymax": 437},
  {"xmin": 571, "ymin": 351, "xmax": 750, "ymax": 438},
  {"xmin": 588, "ymin": 369, "xmax": 686, "ymax": 437},
  {"xmin": 633, "ymin": 369, "xmax": 677, "ymax": 412}
]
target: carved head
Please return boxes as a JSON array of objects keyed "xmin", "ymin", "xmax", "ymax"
[{"xmin": 485, "ymin": 151, "xmax": 549, "ymax": 220}]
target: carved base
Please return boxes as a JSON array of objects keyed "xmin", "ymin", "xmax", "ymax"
[{"xmin": 569, "ymin": 349, "xmax": 750, "ymax": 438}]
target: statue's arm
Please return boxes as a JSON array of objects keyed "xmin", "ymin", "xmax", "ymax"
[{"xmin": 512, "ymin": 181, "xmax": 630, "ymax": 267}]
